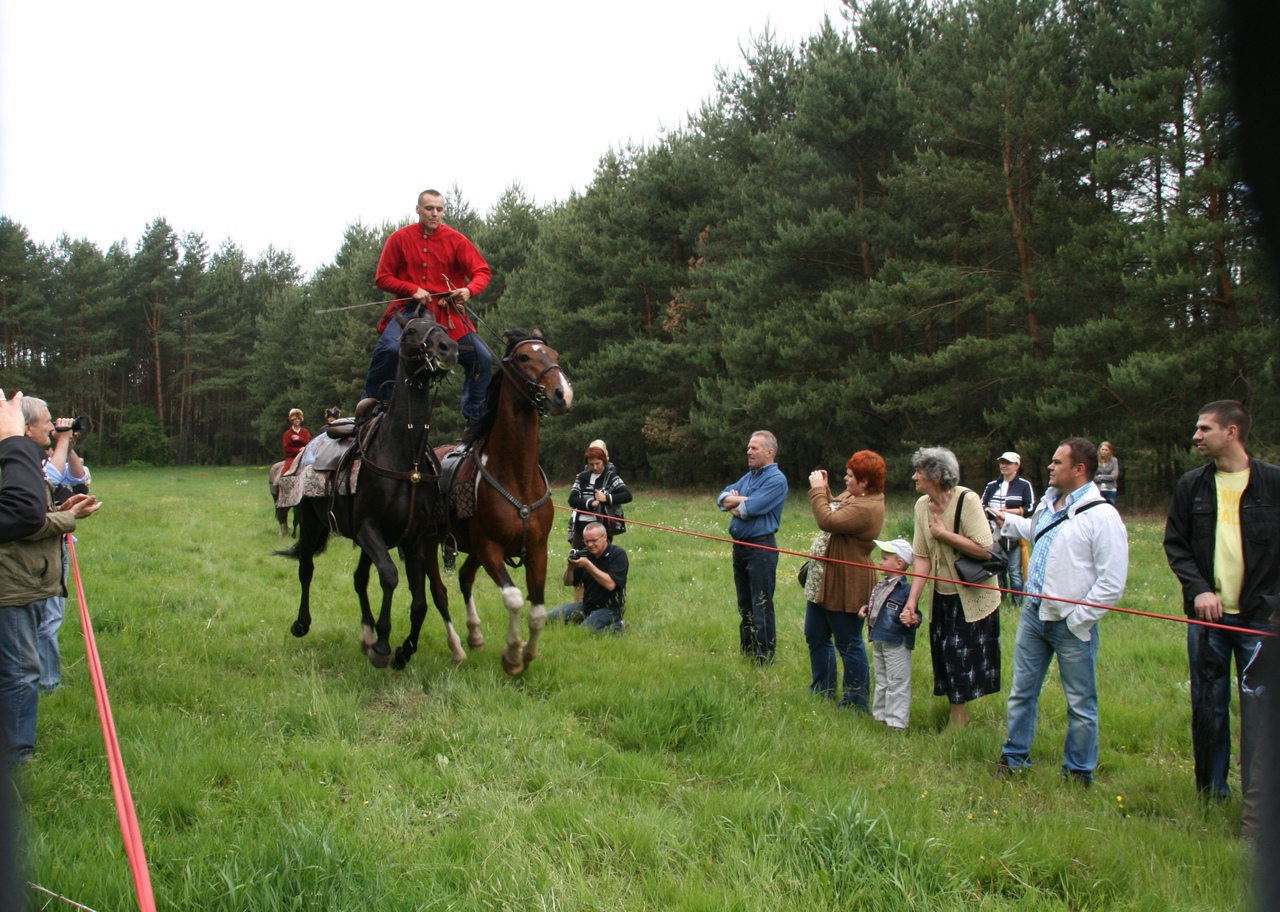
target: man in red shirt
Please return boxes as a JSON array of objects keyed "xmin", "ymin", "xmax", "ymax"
[{"xmin": 362, "ymin": 189, "xmax": 493, "ymax": 423}]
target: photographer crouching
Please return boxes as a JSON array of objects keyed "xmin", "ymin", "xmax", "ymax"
[{"xmin": 547, "ymin": 521, "xmax": 628, "ymax": 633}]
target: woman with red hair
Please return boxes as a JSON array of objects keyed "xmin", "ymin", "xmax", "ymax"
[
  {"xmin": 567, "ymin": 442, "xmax": 632, "ymax": 547},
  {"xmin": 805, "ymin": 449, "xmax": 887, "ymax": 710}
]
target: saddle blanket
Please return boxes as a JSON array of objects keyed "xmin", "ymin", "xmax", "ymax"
[{"xmin": 273, "ymin": 459, "xmax": 362, "ymax": 508}]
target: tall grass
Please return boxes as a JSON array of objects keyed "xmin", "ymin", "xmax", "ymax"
[{"xmin": 21, "ymin": 467, "xmax": 1251, "ymax": 910}]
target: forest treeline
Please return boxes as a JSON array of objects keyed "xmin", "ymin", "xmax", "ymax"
[{"xmin": 1, "ymin": 0, "xmax": 1275, "ymax": 502}]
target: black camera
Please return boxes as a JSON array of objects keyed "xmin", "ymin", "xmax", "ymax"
[
  {"xmin": 54, "ymin": 416, "xmax": 91, "ymax": 436},
  {"xmin": 568, "ymin": 548, "xmax": 588, "ymax": 561}
]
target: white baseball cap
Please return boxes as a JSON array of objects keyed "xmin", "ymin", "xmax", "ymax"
[
  {"xmin": 998, "ymin": 451, "xmax": 1021, "ymax": 465},
  {"xmin": 873, "ymin": 539, "xmax": 914, "ymax": 566}
]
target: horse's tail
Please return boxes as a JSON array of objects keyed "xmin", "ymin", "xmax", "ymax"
[{"xmin": 275, "ymin": 529, "xmax": 331, "ymax": 560}]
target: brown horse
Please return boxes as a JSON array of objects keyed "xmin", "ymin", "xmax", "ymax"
[
  {"xmin": 279, "ymin": 309, "xmax": 459, "ymax": 667},
  {"xmin": 415, "ymin": 329, "xmax": 572, "ymax": 675}
]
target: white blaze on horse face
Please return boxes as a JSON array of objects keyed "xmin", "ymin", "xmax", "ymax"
[
  {"xmin": 560, "ymin": 372, "xmax": 574, "ymax": 409},
  {"xmin": 480, "ymin": 453, "xmax": 489, "ymax": 467}
]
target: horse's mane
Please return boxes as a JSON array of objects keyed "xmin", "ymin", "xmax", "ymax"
[{"xmin": 461, "ymin": 328, "xmax": 546, "ymax": 447}]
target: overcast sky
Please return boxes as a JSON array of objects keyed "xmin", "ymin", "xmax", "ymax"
[{"xmin": 1, "ymin": 0, "xmax": 844, "ymax": 276}]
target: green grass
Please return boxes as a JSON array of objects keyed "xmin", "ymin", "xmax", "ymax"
[{"xmin": 22, "ymin": 467, "xmax": 1252, "ymax": 910}]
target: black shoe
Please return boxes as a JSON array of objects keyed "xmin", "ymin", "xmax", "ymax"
[
  {"xmin": 996, "ymin": 758, "xmax": 1018, "ymax": 782},
  {"xmin": 443, "ymin": 545, "xmax": 457, "ymax": 572},
  {"xmin": 1065, "ymin": 769, "xmax": 1092, "ymax": 788}
]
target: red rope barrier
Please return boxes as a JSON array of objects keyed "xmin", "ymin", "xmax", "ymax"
[
  {"xmin": 66, "ymin": 535, "xmax": 157, "ymax": 912},
  {"xmin": 558, "ymin": 504, "xmax": 1275, "ymax": 638}
]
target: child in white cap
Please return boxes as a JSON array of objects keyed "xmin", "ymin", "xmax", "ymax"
[{"xmin": 859, "ymin": 539, "xmax": 918, "ymax": 729}]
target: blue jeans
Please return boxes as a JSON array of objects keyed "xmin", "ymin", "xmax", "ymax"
[
  {"xmin": 1188, "ymin": 615, "xmax": 1270, "ymax": 800},
  {"xmin": 1001, "ymin": 609, "xmax": 1100, "ymax": 779},
  {"xmin": 37, "ymin": 596, "xmax": 64, "ymax": 691},
  {"xmin": 0, "ymin": 603, "xmax": 41, "ymax": 763},
  {"xmin": 804, "ymin": 600, "xmax": 869, "ymax": 709},
  {"xmin": 733, "ymin": 538, "xmax": 778, "ymax": 662},
  {"xmin": 364, "ymin": 321, "xmax": 492, "ymax": 420},
  {"xmin": 547, "ymin": 602, "xmax": 622, "ymax": 633},
  {"xmin": 999, "ymin": 541, "xmax": 1026, "ymax": 608}
]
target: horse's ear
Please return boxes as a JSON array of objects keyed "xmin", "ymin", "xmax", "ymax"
[{"xmin": 395, "ymin": 309, "xmax": 412, "ymax": 328}]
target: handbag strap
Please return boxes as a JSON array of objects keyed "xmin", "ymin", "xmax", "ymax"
[
  {"xmin": 1032, "ymin": 498, "xmax": 1109, "ymax": 543},
  {"xmin": 952, "ymin": 489, "xmax": 972, "ymax": 536}
]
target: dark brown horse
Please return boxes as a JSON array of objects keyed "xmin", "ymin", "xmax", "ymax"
[
  {"xmin": 279, "ymin": 309, "xmax": 459, "ymax": 667},
  {"xmin": 415, "ymin": 329, "xmax": 572, "ymax": 675}
]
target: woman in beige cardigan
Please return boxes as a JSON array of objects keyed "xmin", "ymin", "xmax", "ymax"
[
  {"xmin": 901, "ymin": 446, "xmax": 1002, "ymax": 728},
  {"xmin": 805, "ymin": 450, "xmax": 886, "ymax": 710}
]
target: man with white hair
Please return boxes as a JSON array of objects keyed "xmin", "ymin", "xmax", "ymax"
[
  {"xmin": 718, "ymin": 431, "xmax": 788, "ymax": 664},
  {"xmin": 0, "ymin": 396, "xmax": 100, "ymax": 763}
]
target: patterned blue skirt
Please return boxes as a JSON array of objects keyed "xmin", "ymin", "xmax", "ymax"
[{"xmin": 929, "ymin": 592, "xmax": 1000, "ymax": 704}]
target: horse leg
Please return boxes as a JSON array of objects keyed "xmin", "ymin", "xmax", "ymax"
[
  {"xmin": 454, "ymin": 544, "xmax": 485, "ymax": 649},
  {"xmin": 353, "ymin": 550, "xmax": 378, "ymax": 659},
  {"xmin": 467, "ymin": 549, "xmax": 525, "ymax": 675},
  {"xmin": 354, "ymin": 528, "xmax": 397, "ymax": 669},
  {"xmin": 276, "ymin": 504, "xmax": 289, "ymax": 537},
  {"xmin": 397, "ymin": 542, "xmax": 465, "ymax": 669},
  {"xmin": 521, "ymin": 546, "xmax": 549, "ymax": 666},
  {"xmin": 290, "ymin": 506, "xmax": 327, "ymax": 638}
]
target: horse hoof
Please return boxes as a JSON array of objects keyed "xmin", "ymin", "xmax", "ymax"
[
  {"xmin": 450, "ymin": 649, "xmax": 468, "ymax": 666},
  {"xmin": 368, "ymin": 644, "xmax": 392, "ymax": 669},
  {"xmin": 278, "ymin": 523, "xmax": 288, "ymax": 536},
  {"xmin": 391, "ymin": 648, "xmax": 408, "ymax": 671},
  {"xmin": 468, "ymin": 631, "xmax": 485, "ymax": 649},
  {"xmin": 501, "ymin": 655, "xmax": 525, "ymax": 676},
  {"xmin": 291, "ymin": 621, "xmax": 310, "ymax": 638}
]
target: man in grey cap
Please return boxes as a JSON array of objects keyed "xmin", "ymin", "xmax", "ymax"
[{"xmin": 981, "ymin": 451, "xmax": 1035, "ymax": 607}]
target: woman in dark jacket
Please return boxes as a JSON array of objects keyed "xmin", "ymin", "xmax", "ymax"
[{"xmin": 567, "ymin": 443, "xmax": 632, "ymax": 547}]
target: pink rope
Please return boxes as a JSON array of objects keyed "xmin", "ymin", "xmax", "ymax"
[
  {"xmin": 66, "ymin": 535, "xmax": 157, "ymax": 912},
  {"xmin": 559, "ymin": 505, "xmax": 1275, "ymax": 637}
]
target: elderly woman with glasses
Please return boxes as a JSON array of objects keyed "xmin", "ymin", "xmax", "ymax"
[
  {"xmin": 901, "ymin": 446, "xmax": 1002, "ymax": 728},
  {"xmin": 804, "ymin": 450, "xmax": 887, "ymax": 710}
]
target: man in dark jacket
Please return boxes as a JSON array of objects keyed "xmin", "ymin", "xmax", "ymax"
[
  {"xmin": 0, "ymin": 391, "xmax": 46, "ymax": 543},
  {"xmin": 547, "ymin": 522, "xmax": 628, "ymax": 633},
  {"xmin": 1164, "ymin": 399, "xmax": 1280, "ymax": 838},
  {"xmin": 0, "ymin": 396, "xmax": 100, "ymax": 764}
]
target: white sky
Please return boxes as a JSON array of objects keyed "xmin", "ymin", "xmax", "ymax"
[{"xmin": 1, "ymin": 0, "xmax": 845, "ymax": 276}]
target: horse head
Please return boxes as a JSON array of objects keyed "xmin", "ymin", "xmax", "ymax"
[
  {"xmin": 396, "ymin": 308, "xmax": 458, "ymax": 383},
  {"xmin": 501, "ymin": 330, "xmax": 573, "ymax": 417}
]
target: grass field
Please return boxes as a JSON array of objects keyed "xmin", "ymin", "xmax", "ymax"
[{"xmin": 20, "ymin": 466, "xmax": 1253, "ymax": 910}]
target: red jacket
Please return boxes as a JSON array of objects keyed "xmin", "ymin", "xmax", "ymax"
[
  {"xmin": 375, "ymin": 222, "xmax": 491, "ymax": 340},
  {"xmin": 283, "ymin": 427, "xmax": 311, "ymax": 460}
]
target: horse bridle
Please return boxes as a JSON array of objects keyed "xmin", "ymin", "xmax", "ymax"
[
  {"xmin": 351, "ymin": 320, "xmax": 453, "ymax": 538},
  {"xmin": 500, "ymin": 338, "xmax": 564, "ymax": 418}
]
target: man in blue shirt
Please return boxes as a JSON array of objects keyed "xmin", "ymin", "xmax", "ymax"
[{"xmin": 717, "ymin": 431, "xmax": 788, "ymax": 664}]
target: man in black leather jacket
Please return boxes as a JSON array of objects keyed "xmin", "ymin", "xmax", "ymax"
[{"xmin": 1164, "ymin": 400, "xmax": 1280, "ymax": 839}]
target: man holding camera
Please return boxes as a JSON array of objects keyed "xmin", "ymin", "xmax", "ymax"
[
  {"xmin": 547, "ymin": 521, "xmax": 628, "ymax": 633},
  {"xmin": 0, "ymin": 397, "xmax": 100, "ymax": 762},
  {"xmin": 38, "ymin": 414, "xmax": 91, "ymax": 693}
]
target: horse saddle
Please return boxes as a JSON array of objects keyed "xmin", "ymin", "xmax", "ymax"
[
  {"xmin": 436, "ymin": 443, "xmax": 477, "ymax": 519},
  {"xmin": 324, "ymin": 417, "xmax": 356, "ymax": 440},
  {"xmin": 310, "ymin": 435, "xmax": 355, "ymax": 473}
]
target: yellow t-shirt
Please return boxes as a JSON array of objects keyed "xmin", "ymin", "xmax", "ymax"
[{"xmin": 1214, "ymin": 468, "xmax": 1249, "ymax": 614}]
